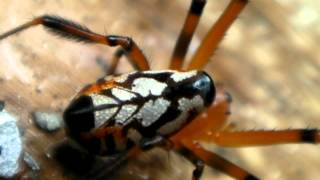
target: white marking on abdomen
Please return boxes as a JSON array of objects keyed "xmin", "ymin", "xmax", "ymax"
[
  {"xmin": 170, "ymin": 70, "xmax": 197, "ymax": 82},
  {"xmin": 91, "ymin": 94, "xmax": 118, "ymax": 106},
  {"xmin": 178, "ymin": 95, "xmax": 204, "ymax": 113},
  {"xmin": 94, "ymin": 107, "xmax": 118, "ymax": 127},
  {"xmin": 134, "ymin": 97, "xmax": 170, "ymax": 127},
  {"xmin": 90, "ymin": 94, "xmax": 119, "ymax": 127},
  {"xmin": 158, "ymin": 95, "xmax": 204, "ymax": 135},
  {"xmin": 111, "ymin": 88, "xmax": 136, "ymax": 101},
  {"xmin": 131, "ymin": 78, "xmax": 167, "ymax": 97},
  {"xmin": 142, "ymin": 70, "xmax": 175, "ymax": 74},
  {"xmin": 115, "ymin": 104, "xmax": 138, "ymax": 125}
]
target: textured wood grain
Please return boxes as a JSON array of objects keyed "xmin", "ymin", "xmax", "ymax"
[{"xmin": 0, "ymin": 1, "xmax": 319, "ymax": 179}]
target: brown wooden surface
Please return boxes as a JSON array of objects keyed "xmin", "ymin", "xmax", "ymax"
[{"xmin": 0, "ymin": 1, "xmax": 319, "ymax": 179}]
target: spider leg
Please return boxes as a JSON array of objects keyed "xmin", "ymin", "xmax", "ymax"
[
  {"xmin": 170, "ymin": 0, "xmax": 206, "ymax": 70},
  {"xmin": 176, "ymin": 140, "xmax": 258, "ymax": 180},
  {"xmin": 0, "ymin": 15, "xmax": 150, "ymax": 71},
  {"xmin": 176, "ymin": 145, "xmax": 204, "ymax": 180},
  {"xmin": 208, "ymin": 129, "xmax": 320, "ymax": 147},
  {"xmin": 107, "ymin": 48, "xmax": 124, "ymax": 75},
  {"xmin": 187, "ymin": 0, "xmax": 248, "ymax": 70},
  {"xmin": 106, "ymin": 47, "xmax": 144, "ymax": 76}
]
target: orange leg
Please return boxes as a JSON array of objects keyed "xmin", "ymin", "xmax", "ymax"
[
  {"xmin": 140, "ymin": 132, "xmax": 257, "ymax": 179},
  {"xmin": 0, "ymin": 15, "xmax": 150, "ymax": 71},
  {"xmin": 187, "ymin": 0, "xmax": 248, "ymax": 70},
  {"xmin": 205, "ymin": 129, "xmax": 320, "ymax": 147},
  {"xmin": 107, "ymin": 47, "xmax": 145, "ymax": 75},
  {"xmin": 174, "ymin": 140, "xmax": 258, "ymax": 180},
  {"xmin": 107, "ymin": 48, "xmax": 125, "ymax": 75},
  {"xmin": 170, "ymin": 0, "xmax": 206, "ymax": 70}
]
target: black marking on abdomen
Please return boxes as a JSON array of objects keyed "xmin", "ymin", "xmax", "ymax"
[
  {"xmin": 64, "ymin": 95, "xmax": 95, "ymax": 135},
  {"xmin": 104, "ymin": 134, "xmax": 116, "ymax": 155},
  {"xmin": 80, "ymin": 137, "xmax": 102, "ymax": 155}
]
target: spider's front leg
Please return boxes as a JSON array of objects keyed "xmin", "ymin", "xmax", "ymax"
[{"xmin": 0, "ymin": 15, "xmax": 151, "ymax": 71}]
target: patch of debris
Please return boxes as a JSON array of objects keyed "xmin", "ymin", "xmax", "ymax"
[
  {"xmin": 0, "ymin": 110, "xmax": 22, "ymax": 178},
  {"xmin": 32, "ymin": 111, "xmax": 63, "ymax": 132}
]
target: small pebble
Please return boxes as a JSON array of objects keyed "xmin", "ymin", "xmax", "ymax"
[
  {"xmin": 0, "ymin": 110, "xmax": 22, "ymax": 178},
  {"xmin": 32, "ymin": 111, "xmax": 63, "ymax": 132}
]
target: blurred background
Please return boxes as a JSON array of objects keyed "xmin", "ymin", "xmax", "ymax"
[{"xmin": 0, "ymin": 0, "xmax": 319, "ymax": 179}]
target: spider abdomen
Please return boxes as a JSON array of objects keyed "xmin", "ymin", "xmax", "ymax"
[{"xmin": 64, "ymin": 70, "xmax": 215, "ymax": 155}]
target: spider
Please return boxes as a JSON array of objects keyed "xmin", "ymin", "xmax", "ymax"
[{"xmin": 0, "ymin": 0, "xmax": 319, "ymax": 179}]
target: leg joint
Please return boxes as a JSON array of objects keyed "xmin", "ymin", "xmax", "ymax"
[{"xmin": 107, "ymin": 35, "xmax": 133, "ymax": 51}]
